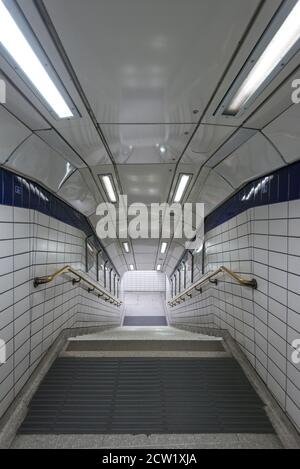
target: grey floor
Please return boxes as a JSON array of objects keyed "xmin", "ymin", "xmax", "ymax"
[
  {"xmin": 11, "ymin": 326, "xmax": 283, "ymax": 449},
  {"xmin": 123, "ymin": 316, "xmax": 167, "ymax": 326}
]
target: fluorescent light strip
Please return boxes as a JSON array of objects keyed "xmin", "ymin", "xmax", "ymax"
[
  {"xmin": 0, "ymin": 1, "xmax": 73, "ymax": 118},
  {"xmin": 174, "ymin": 174, "xmax": 190, "ymax": 203},
  {"xmin": 129, "ymin": 264, "xmax": 134, "ymax": 271},
  {"xmin": 226, "ymin": 0, "xmax": 300, "ymax": 115},
  {"xmin": 161, "ymin": 242, "xmax": 167, "ymax": 254},
  {"xmin": 157, "ymin": 264, "xmax": 161, "ymax": 271},
  {"xmin": 123, "ymin": 242, "xmax": 130, "ymax": 253},
  {"xmin": 102, "ymin": 175, "xmax": 117, "ymax": 203}
]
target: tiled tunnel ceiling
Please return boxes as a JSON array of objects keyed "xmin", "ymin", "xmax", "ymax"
[{"xmin": 0, "ymin": 0, "xmax": 299, "ymax": 273}]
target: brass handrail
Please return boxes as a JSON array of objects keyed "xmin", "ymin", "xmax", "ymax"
[
  {"xmin": 168, "ymin": 265, "xmax": 257, "ymax": 307},
  {"xmin": 33, "ymin": 265, "xmax": 122, "ymax": 307}
]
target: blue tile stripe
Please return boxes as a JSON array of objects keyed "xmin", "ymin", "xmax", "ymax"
[
  {"xmin": 0, "ymin": 167, "xmax": 115, "ymax": 270},
  {"xmin": 205, "ymin": 159, "xmax": 300, "ymax": 233}
]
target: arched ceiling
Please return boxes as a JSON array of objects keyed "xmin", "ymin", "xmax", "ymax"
[{"xmin": 0, "ymin": 0, "xmax": 299, "ymax": 276}]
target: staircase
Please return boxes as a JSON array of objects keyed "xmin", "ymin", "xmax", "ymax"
[{"xmin": 11, "ymin": 327, "xmax": 282, "ymax": 449}]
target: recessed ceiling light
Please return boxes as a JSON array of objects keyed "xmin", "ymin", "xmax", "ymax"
[
  {"xmin": 0, "ymin": 0, "xmax": 73, "ymax": 119},
  {"xmin": 174, "ymin": 174, "xmax": 191, "ymax": 203},
  {"xmin": 157, "ymin": 264, "xmax": 161, "ymax": 271},
  {"xmin": 161, "ymin": 242, "xmax": 167, "ymax": 254},
  {"xmin": 129, "ymin": 264, "xmax": 134, "ymax": 271},
  {"xmin": 225, "ymin": 0, "xmax": 300, "ymax": 115},
  {"xmin": 101, "ymin": 175, "xmax": 117, "ymax": 203},
  {"xmin": 159, "ymin": 145, "xmax": 167, "ymax": 154},
  {"xmin": 123, "ymin": 242, "xmax": 130, "ymax": 253}
]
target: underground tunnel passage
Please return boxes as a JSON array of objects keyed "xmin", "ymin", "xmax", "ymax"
[{"xmin": 0, "ymin": 0, "xmax": 300, "ymax": 453}]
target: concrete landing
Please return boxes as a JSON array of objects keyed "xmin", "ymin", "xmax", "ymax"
[{"xmin": 67, "ymin": 326, "xmax": 224, "ymax": 342}]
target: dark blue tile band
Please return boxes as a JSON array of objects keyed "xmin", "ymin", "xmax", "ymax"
[{"xmin": 205, "ymin": 159, "xmax": 300, "ymax": 233}]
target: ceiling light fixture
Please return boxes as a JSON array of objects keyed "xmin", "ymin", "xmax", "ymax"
[
  {"xmin": 123, "ymin": 242, "xmax": 130, "ymax": 253},
  {"xmin": 157, "ymin": 265, "xmax": 161, "ymax": 271},
  {"xmin": 225, "ymin": 0, "xmax": 300, "ymax": 115},
  {"xmin": 159, "ymin": 145, "xmax": 167, "ymax": 154},
  {"xmin": 174, "ymin": 174, "xmax": 191, "ymax": 203},
  {"xmin": 129, "ymin": 264, "xmax": 134, "ymax": 271},
  {"xmin": 161, "ymin": 242, "xmax": 167, "ymax": 254},
  {"xmin": 101, "ymin": 175, "xmax": 117, "ymax": 203},
  {"xmin": 0, "ymin": 0, "xmax": 74, "ymax": 118}
]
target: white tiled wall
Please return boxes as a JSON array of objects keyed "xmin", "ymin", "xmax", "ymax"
[
  {"xmin": 168, "ymin": 200, "xmax": 300, "ymax": 431},
  {"xmin": 124, "ymin": 292, "xmax": 166, "ymax": 317},
  {"xmin": 0, "ymin": 205, "xmax": 121, "ymax": 419},
  {"xmin": 122, "ymin": 271, "xmax": 166, "ymax": 292}
]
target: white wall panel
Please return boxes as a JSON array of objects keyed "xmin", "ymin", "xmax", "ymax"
[
  {"xmin": 215, "ymin": 133, "xmax": 284, "ymax": 188},
  {"xmin": 1, "ymin": 81, "xmax": 49, "ymax": 131},
  {"xmin": 0, "ymin": 106, "xmax": 31, "ymax": 164},
  {"xmin": 58, "ymin": 170, "xmax": 97, "ymax": 216},
  {"xmin": 7, "ymin": 135, "xmax": 74, "ymax": 192},
  {"xmin": 35, "ymin": 129, "xmax": 86, "ymax": 168},
  {"xmin": 123, "ymin": 292, "xmax": 166, "ymax": 317},
  {"xmin": 263, "ymin": 104, "xmax": 300, "ymax": 164},
  {"xmin": 197, "ymin": 170, "xmax": 232, "ymax": 211},
  {"xmin": 122, "ymin": 270, "xmax": 166, "ymax": 292}
]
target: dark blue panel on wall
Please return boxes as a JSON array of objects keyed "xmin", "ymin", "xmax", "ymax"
[
  {"xmin": 205, "ymin": 159, "xmax": 300, "ymax": 233},
  {"xmin": 289, "ymin": 161, "xmax": 300, "ymax": 201}
]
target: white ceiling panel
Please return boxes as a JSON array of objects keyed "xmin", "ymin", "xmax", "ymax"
[
  {"xmin": 0, "ymin": 106, "xmax": 31, "ymax": 164},
  {"xmin": 201, "ymin": 0, "xmax": 286, "ymax": 126},
  {"xmin": 102, "ymin": 124, "xmax": 196, "ymax": 163},
  {"xmin": 57, "ymin": 170, "xmax": 97, "ymax": 215},
  {"xmin": 6, "ymin": 134, "xmax": 74, "ymax": 192},
  {"xmin": 214, "ymin": 133, "xmax": 284, "ymax": 188},
  {"xmin": 263, "ymin": 104, "xmax": 300, "ymax": 164},
  {"xmin": 43, "ymin": 0, "xmax": 260, "ymax": 123},
  {"xmin": 132, "ymin": 239, "xmax": 159, "ymax": 254},
  {"xmin": 117, "ymin": 164, "xmax": 175, "ymax": 205},
  {"xmin": 57, "ymin": 121, "xmax": 110, "ymax": 166},
  {"xmin": 182, "ymin": 124, "xmax": 236, "ymax": 164}
]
